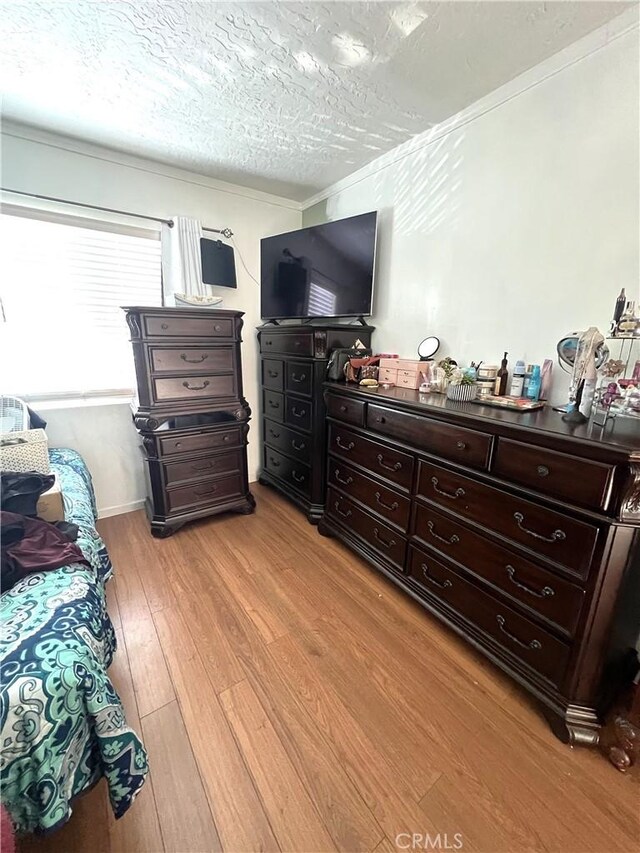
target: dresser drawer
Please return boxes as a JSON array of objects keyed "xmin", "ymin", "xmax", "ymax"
[
  {"xmin": 166, "ymin": 472, "xmax": 244, "ymax": 512},
  {"xmin": 417, "ymin": 460, "xmax": 599, "ymax": 576},
  {"xmin": 329, "ymin": 425, "xmax": 414, "ymax": 492},
  {"xmin": 153, "ymin": 373, "xmax": 236, "ymax": 403},
  {"xmin": 145, "ymin": 315, "xmax": 233, "ymax": 338},
  {"xmin": 264, "ymin": 447, "xmax": 311, "ymax": 498},
  {"xmin": 493, "ymin": 438, "xmax": 615, "ymax": 511},
  {"xmin": 407, "ymin": 545, "xmax": 570, "ymax": 685},
  {"xmin": 328, "ymin": 458, "xmax": 411, "ymax": 531},
  {"xmin": 378, "ymin": 368, "xmax": 398, "ymax": 384},
  {"xmin": 285, "ymin": 396, "xmax": 312, "ymax": 432},
  {"xmin": 286, "ymin": 361, "xmax": 313, "ymax": 397},
  {"xmin": 262, "ymin": 358, "xmax": 284, "ymax": 391},
  {"xmin": 260, "ymin": 332, "xmax": 313, "ymax": 356},
  {"xmin": 150, "ymin": 346, "xmax": 234, "ymax": 374},
  {"xmin": 368, "ymin": 404, "xmax": 492, "ymax": 471},
  {"xmin": 164, "ymin": 450, "xmax": 242, "ymax": 487},
  {"xmin": 413, "ymin": 503, "xmax": 584, "ymax": 634},
  {"xmin": 326, "ymin": 394, "xmax": 365, "ymax": 427},
  {"xmin": 158, "ymin": 427, "xmax": 241, "ymax": 457},
  {"xmin": 397, "ymin": 371, "xmax": 421, "ymax": 390},
  {"xmin": 328, "ymin": 488, "xmax": 407, "ymax": 571},
  {"xmin": 263, "ymin": 389, "xmax": 284, "ymax": 423},
  {"xmin": 264, "ymin": 419, "xmax": 311, "ymax": 463}
]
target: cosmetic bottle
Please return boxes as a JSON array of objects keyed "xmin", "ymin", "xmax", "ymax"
[
  {"xmin": 493, "ymin": 352, "xmax": 509, "ymax": 396},
  {"xmin": 522, "ymin": 363, "xmax": 535, "ymax": 397},
  {"xmin": 526, "ymin": 365, "xmax": 541, "ymax": 401},
  {"xmin": 613, "ymin": 288, "xmax": 626, "ymax": 328},
  {"xmin": 509, "ymin": 360, "xmax": 526, "ymax": 396}
]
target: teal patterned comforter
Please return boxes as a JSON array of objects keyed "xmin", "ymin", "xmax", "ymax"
[{"xmin": 1, "ymin": 448, "xmax": 148, "ymax": 834}]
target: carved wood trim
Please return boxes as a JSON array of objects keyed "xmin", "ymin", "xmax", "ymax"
[{"xmin": 125, "ymin": 311, "xmax": 141, "ymax": 339}]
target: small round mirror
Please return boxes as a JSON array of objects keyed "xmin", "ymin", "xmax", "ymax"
[
  {"xmin": 557, "ymin": 334, "xmax": 609, "ymax": 372},
  {"xmin": 418, "ymin": 336, "xmax": 440, "ymax": 361}
]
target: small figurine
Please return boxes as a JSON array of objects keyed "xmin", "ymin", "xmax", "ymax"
[{"xmin": 601, "ymin": 382, "xmax": 621, "ymax": 409}]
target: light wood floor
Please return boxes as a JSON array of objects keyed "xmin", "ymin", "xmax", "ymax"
[{"xmin": 20, "ymin": 484, "xmax": 639, "ymax": 853}]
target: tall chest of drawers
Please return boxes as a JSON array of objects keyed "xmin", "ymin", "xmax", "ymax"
[
  {"xmin": 124, "ymin": 307, "xmax": 254, "ymax": 537},
  {"xmin": 257, "ymin": 323, "xmax": 373, "ymax": 522},
  {"xmin": 320, "ymin": 383, "xmax": 640, "ymax": 745}
]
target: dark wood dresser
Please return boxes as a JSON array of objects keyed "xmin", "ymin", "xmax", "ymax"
[
  {"xmin": 320, "ymin": 382, "xmax": 640, "ymax": 745},
  {"xmin": 124, "ymin": 306, "xmax": 254, "ymax": 537},
  {"xmin": 257, "ymin": 323, "xmax": 373, "ymax": 522}
]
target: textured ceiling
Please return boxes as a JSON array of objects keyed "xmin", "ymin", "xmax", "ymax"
[{"xmin": 0, "ymin": 1, "xmax": 634, "ymax": 201}]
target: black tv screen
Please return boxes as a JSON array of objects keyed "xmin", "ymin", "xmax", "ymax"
[{"xmin": 260, "ymin": 211, "xmax": 377, "ymax": 320}]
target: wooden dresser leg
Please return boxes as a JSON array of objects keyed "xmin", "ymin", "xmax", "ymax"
[{"xmin": 542, "ymin": 704, "xmax": 601, "ymax": 746}]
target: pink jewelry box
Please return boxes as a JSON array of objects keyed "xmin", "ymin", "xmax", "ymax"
[{"xmin": 378, "ymin": 358, "xmax": 424, "ymax": 389}]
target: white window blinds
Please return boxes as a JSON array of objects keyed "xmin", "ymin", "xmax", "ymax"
[{"xmin": 0, "ymin": 211, "xmax": 162, "ymax": 397}]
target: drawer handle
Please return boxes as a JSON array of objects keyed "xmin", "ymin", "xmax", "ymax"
[
  {"xmin": 334, "ymin": 469, "xmax": 353, "ymax": 486},
  {"xmin": 269, "ymin": 456, "xmax": 281, "ymax": 467},
  {"xmin": 374, "ymin": 415, "xmax": 386, "ymax": 424},
  {"xmin": 431, "ymin": 477, "xmax": 465, "ymax": 500},
  {"xmin": 506, "ymin": 565, "xmax": 555, "ymax": 598},
  {"xmin": 223, "ymin": 435, "xmax": 230, "ymax": 442},
  {"xmin": 291, "ymin": 439, "xmax": 306, "ymax": 451},
  {"xmin": 268, "ymin": 400, "xmax": 280, "ymax": 409},
  {"xmin": 496, "ymin": 615, "xmax": 542, "ymax": 650},
  {"xmin": 266, "ymin": 340, "xmax": 273, "ymax": 346},
  {"xmin": 334, "ymin": 500, "xmax": 352, "ymax": 519},
  {"xmin": 294, "ymin": 340, "xmax": 302, "ymax": 347},
  {"xmin": 292, "ymin": 470, "xmax": 305, "ymax": 483},
  {"xmin": 181, "ymin": 353, "xmax": 208, "ymax": 363},
  {"xmin": 513, "ymin": 512, "xmax": 566, "ymax": 543},
  {"xmin": 174, "ymin": 442, "xmax": 182, "ymax": 449},
  {"xmin": 194, "ymin": 484, "xmax": 218, "ymax": 496},
  {"xmin": 336, "ymin": 437, "xmax": 355, "ymax": 451},
  {"xmin": 291, "ymin": 406, "xmax": 306, "ymax": 418},
  {"xmin": 373, "ymin": 527, "xmax": 396, "ymax": 548},
  {"xmin": 214, "ymin": 324, "xmax": 222, "ymax": 332},
  {"xmin": 339, "ymin": 405, "xmax": 348, "ymax": 413},
  {"xmin": 427, "ymin": 520, "xmax": 460, "ymax": 546},
  {"xmin": 421, "ymin": 563, "xmax": 452, "ymax": 589},
  {"xmin": 375, "ymin": 492, "xmax": 399, "ymax": 512},
  {"xmin": 182, "ymin": 380, "xmax": 210, "ymax": 391},
  {"xmin": 456, "ymin": 441, "xmax": 466, "ymax": 450},
  {"xmin": 191, "ymin": 461, "xmax": 214, "ymax": 472},
  {"xmin": 161, "ymin": 323, "xmax": 169, "ymax": 330},
  {"xmin": 269, "ymin": 429, "xmax": 281, "ymax": 439},
  {"xmin": 537, "ymin": 465, "xmax": 550, "ymax": 478},
  {"xmin": 268, "ymin": 369, "xmax": 279, "ymax": 378},
  {"xmin": 377, "ymin": 454, "xmax": 402, "ymax": 473},
  {"xmin": 291, "ymin": 372, "xmax": 307, "ymax": 383}
]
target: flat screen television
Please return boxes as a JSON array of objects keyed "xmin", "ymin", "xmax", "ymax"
[{"xmin": 260, "ymin": 211, "xmax": 377, "ymax": 320}]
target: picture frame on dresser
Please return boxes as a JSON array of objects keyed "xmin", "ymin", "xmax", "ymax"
[
  {"xmin": 124, "ymin": 306, "xmax": 255, "ymax": 537},
  {"xmin": 319, "ymin": 381, "xmax": 640, "ymax": 747}
]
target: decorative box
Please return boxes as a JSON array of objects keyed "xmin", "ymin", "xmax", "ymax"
[
  {"xmin": 379, "ymin": 358, "xmax": 426, "ymax": 389},
  {"xmin": 0, "ymin": 429, "xmax": 50, "ymax": 473},
  {"xmin": 36, "ymin": 474, "xmax": 65, "ymax": 521}
]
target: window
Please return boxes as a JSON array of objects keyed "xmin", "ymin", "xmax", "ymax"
[{"xmin": 0, "ymin": 210, "xmax": 162, "ymax": 398}]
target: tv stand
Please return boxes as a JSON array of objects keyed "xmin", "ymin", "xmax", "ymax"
[{"xmin": 257, "ymin": 321, "xmax": 374, "ymax": 522}]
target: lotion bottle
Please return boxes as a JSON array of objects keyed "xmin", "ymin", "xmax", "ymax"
[
  {"xmin": 526, "ymin": 365, "xmax": 541, "ymax": 401},
  {"xmin": 509, "ymin": 360, "xmax": 526, "ymax": 396}
]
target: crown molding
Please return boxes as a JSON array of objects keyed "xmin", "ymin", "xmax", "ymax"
[
  {"xmin": 0, "ymin": 120, "xmax": 303, "ymax": 211},
  {"xmin": 301, "ymin": 6, "xmax": 640, "ymax": 210}
]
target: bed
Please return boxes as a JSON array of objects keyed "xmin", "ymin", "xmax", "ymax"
[{"xmin": 0, "ymin": 448, "xmax": 148, "ymax": 834}]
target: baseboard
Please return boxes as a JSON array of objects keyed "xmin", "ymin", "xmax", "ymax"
[{"xmin": 98, "ymin": 499, "xmax": 146, "ymax": 519}]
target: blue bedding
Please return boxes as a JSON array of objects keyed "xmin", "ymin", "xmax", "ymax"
[{"xmin": 0, "ymin": 448, "xmax": 148, "ymax": 834}]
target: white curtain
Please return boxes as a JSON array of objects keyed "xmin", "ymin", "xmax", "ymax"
[{"xmin": 161, "ymin": 216, "xmax": 203, "ymax": 305}]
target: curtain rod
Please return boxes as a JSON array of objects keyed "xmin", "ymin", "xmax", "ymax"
[{"xmin": 0, "ymin": 187, "xmax": 234, "ymax": 238}]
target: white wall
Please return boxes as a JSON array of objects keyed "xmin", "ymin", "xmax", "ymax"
[
  {"xmin": 303, "ymin": 17, "xmax": 640, "ymax": 405},
  {"xmin": 1, "ymin": 125, "xmax": 301, "ymax": 514}
]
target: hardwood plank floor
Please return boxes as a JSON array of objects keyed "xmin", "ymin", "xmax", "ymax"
[{"xmin": 19, "ymin": 484, "xmax": 639, "ymax": 853}]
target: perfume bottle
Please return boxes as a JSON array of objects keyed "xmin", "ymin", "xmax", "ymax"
[{"xmin": 618, "ymin": 301, "xmax": 639, "ymax": 335}]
